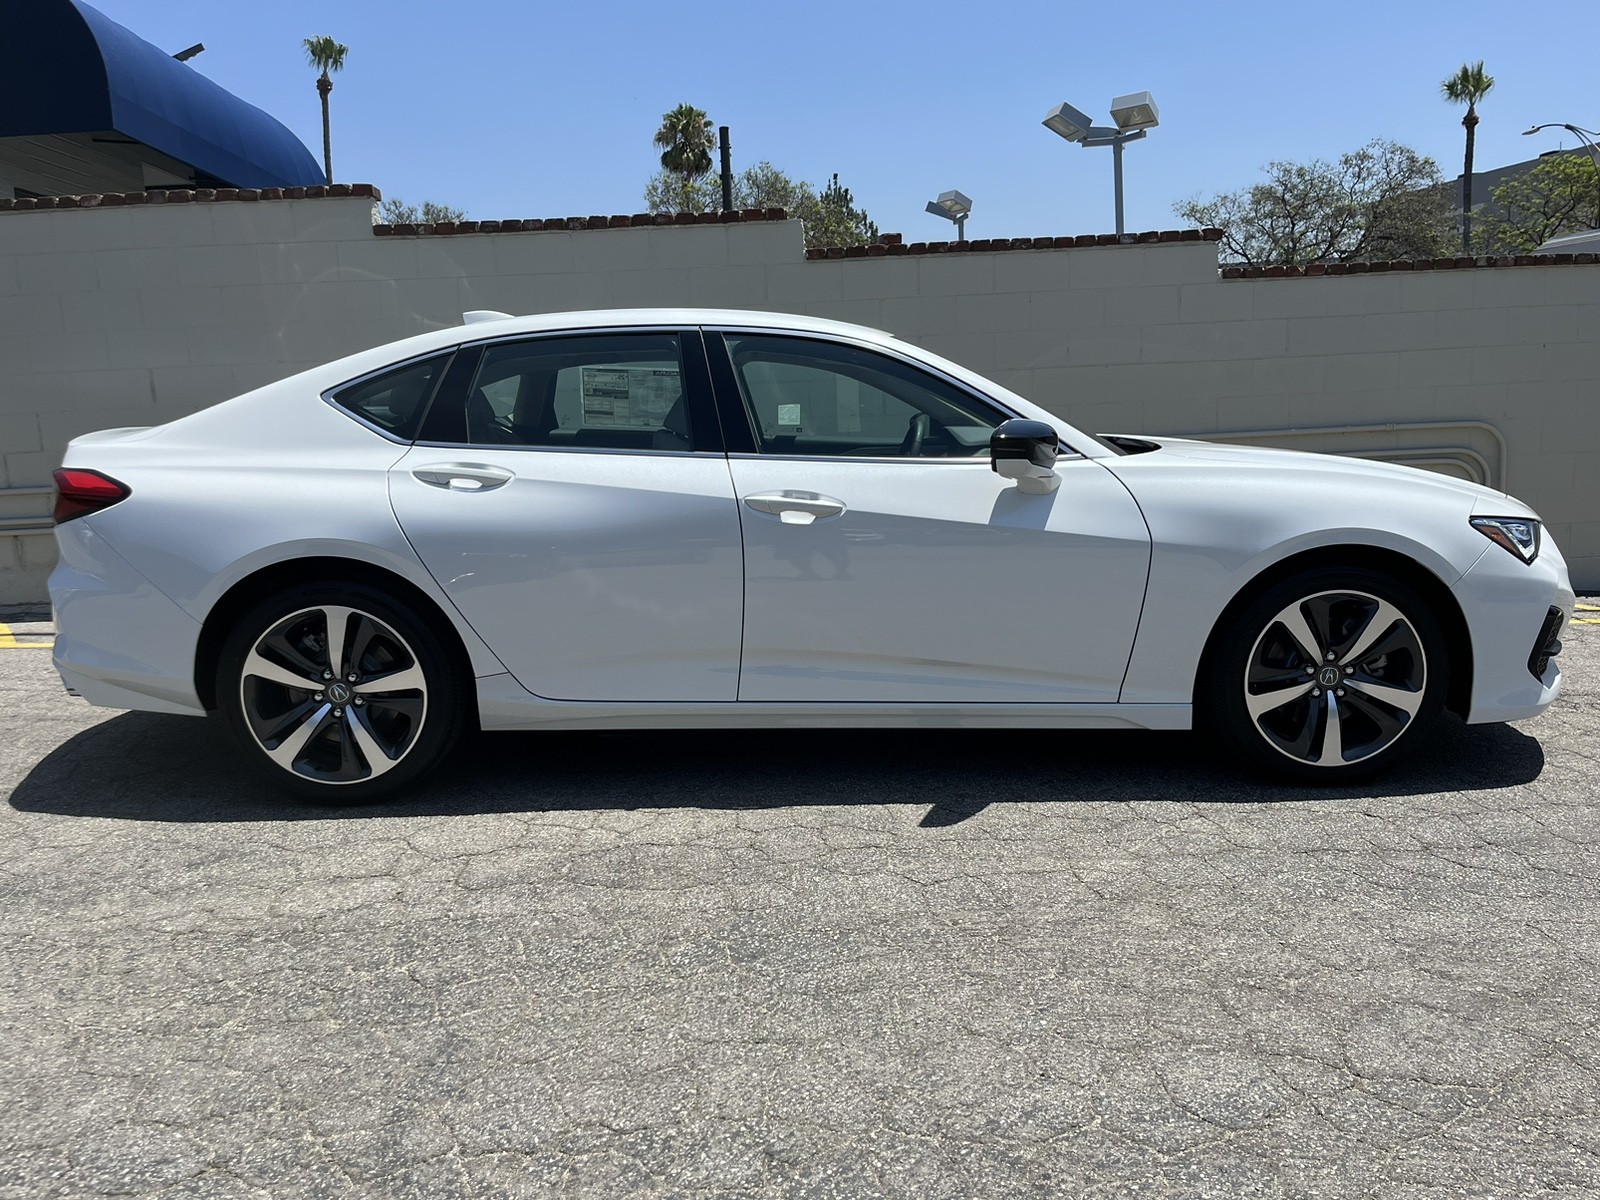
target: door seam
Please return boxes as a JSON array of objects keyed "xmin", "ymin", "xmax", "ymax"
[{"xmin": 723, "ymin": 453, "xmax": 749, "ymax": 701}]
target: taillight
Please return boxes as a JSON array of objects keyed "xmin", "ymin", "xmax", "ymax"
[{"xmin": 52, "ymin": 468, "xmax": 130, "ymax": 524}]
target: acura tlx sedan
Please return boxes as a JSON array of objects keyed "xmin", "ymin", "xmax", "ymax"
[{"xmin": 50, "ymin": 309, "xmax": 1572, "ymax": 802}]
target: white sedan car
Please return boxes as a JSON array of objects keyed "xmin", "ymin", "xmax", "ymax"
[{"xmin": 50, "ymin": 309, "xmax": 1572, "ymax": 802}]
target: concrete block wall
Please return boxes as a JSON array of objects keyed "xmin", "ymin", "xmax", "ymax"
[{"xmin": 1, "ymin": 192, "xmax": 1597, "ymax": 605}]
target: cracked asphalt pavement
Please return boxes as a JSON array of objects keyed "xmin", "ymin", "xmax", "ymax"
[{"xmin": 2, "ymin": 610, "xmax": 1597, "ymax": 1198}]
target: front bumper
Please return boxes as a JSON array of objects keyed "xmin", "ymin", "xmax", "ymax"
[{"xmin": 1453, "ymin": 532, "xmax": 1575, "ymax": 724}]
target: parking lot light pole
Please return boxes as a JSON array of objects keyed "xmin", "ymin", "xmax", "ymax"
[
  {"xmin": 1086, "ymin": 129, "xmax": 1140, "ymax": 237},
  {"xmin": 925, "ymin": 189, "xmax": 972, "ymax": 241},
  {"xmin": 1524, "ymin": 123, "xmax": 1600, "ymax": 227},
  {"xmin": 1042, "ymin": 92, "xmax": 1159, "ymax": 237}
]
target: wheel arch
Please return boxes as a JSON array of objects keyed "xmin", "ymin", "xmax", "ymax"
[
  {"xmin": 193, "ymin": 556, "xmax": 479, "ymax": 717},
  {"xmin": 1193, "ymin": 544, "xmax": 1473, "ymax": 719}
]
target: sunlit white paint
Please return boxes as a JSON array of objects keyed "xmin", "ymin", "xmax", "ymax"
[{"xmin": 50, "ymin": 310, "xmax": 1574, "ymax": 743}]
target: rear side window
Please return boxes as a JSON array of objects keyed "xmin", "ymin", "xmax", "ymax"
[
  {"xmin": 329, "ymin": 354, "xmax": 449, "ymax": 440},
  {"xmin": 461, "ymin": 333, "xmax": 696, "ymax": 452}
]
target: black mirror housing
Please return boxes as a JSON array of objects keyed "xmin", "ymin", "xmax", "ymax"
[
  {"xmin": 991, "ymin": 420, "xmax": 1061, "ymax": 494},
  {"xmin": 991, "ymin": 419, "xmax": 1059, "ymax": 468},
  {"xmin": 992, "ymin": 419, "xmax": 1061, "ymax": 493}
]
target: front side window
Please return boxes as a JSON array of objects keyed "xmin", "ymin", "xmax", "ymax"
[
  {"xmin": 461, "ymin": 333, "xmax": 695, "ymax": 452},
  {"xmin": 722, "ymin": 334, "xmax": 1004, "ymax": 458},
  {"xmin": 329, "ymin": 354, "xmax": 449, "ymax": 440}
]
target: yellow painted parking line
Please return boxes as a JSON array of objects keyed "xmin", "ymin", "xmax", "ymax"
[
  {"xmin": 1576, "ymin": 603, "xmax": 1600, "ymax": 612},
  {"xmin": 0, "ymin": 622, "xmax": 55, "ymax": 649},
  {"xmin": 1573, "ymin": 618, "xmax": 1600, "ymax": 626}
]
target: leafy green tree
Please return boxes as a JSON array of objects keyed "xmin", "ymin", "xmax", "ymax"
[
  {"xmin": 302, "ymin": 35, "xmax": 349, "ymax": 184},
  {"xmin": 1475, "ymin": 152, "xmax": 1600, "ymax": 252},
  {"xmin": 1174, "ymin": 140, "xmax": 1454, "ymax": 266},
  {"xmin": 643, "ymin": 162, "xmax": 878, "ymax": 249},
  {"xmin": 652, "ymin": 104, "xmax": 715, "ymax": 212},
  {"xmin": 734, "ymin": 161, "xmax": 815, "ymax": 213},
  {"xmin": 799, "ymin": 173, "xmax": 879, "ymax": 249},
  {"xmin": 642, "ymin": 170, "xmax": 721, "ymax": 214},
  {"xmin": 1441, "ymin": 60, "xmax": 1495, "ymax": 253},
  {"xmin": 379, "ymin": 197, "xmax": 468, "ymax": 225},
  {"xmin": 644, "ymin": 161, "xmax": 805, "ymax": 214}
]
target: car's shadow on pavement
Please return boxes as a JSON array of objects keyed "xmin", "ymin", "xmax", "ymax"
[{"xmin": 9, "ymin": 709, "xmax": 1547, "ymax": 825}]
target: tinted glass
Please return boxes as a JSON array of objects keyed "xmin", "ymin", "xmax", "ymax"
[
  {"xmin": 724, "ymin": 334, "xmax": 1002, "ymax": 458},
  {"xmin": 330, "ymin": 354, "xmax": 448, "ymax": 440},
  {"xmin": 463, "ymin": 333, "xmax": 694, "ymax": 452}
]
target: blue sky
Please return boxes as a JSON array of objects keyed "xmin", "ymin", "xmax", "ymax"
[{"xmin": 93, "ymin": 0, "xmax": 1596, "ymax": 239}]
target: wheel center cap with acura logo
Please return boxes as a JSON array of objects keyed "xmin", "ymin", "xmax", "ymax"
[
  {"xmin": 1317, "ymin": 666, "xmax": 1341, "ymax": 687},
  {"xmin": 327, "ymin": 681, "xmax": 352, "ymax": 704}
]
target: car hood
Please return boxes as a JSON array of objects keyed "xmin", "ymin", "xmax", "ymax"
[{"xmin": 1098, "ymin": 434, "xmax": 1518, "ymax": 508}]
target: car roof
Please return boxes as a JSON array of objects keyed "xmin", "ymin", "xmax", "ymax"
[
  {"xmin": 300, "ymin": 309, "xmax": 906, "ymax": 397},
  {"xmin": 345, "ymin": 307, "xmax": 902, "ymax": 374},
  {"xmin": 458, "ymin": 308, "xmax": 896, "ymax": 340}
]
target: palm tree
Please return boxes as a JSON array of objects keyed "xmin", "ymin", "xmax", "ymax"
[
  {"xmin": 653, "ymin": 104, "xmax": 715, "ymax": 212},
  {"xmin": 303, "ymin": 35, "xmax": 349, "ymax": 184},
  {"xmin": 1441, "ymin": 61, "xmax": 1495, "ymax": 253}
]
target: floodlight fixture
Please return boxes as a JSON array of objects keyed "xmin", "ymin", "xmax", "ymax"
[
  {"xmin": 1040, "ymin": 90, "xmax": 1159, "ymax": 236},
  {"xmin": 1110, "ymin": 91, "xmax": 1159, "ymax": 132},
  {"xmin": 173, "ymin": 43, "xmax": 205, "ymax": 62},
  {"xmin": 925, "ymin": 189, "xmax": 972, "ymax": 241},
  {"xmin": 1524, "ymin": 122, "xmax": 1600, "ymax": 228},
  {"xmin": 1042, "ymin": 102, "xmax": 1095, "ymax": 144}
]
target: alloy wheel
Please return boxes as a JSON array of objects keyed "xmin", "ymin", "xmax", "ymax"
[
  {"xmin": 238, "ymin": 605, "xmax": 427, "ymax": 785},
  {"xmin": 1243, "ymin": 590, "xmax": 1427, "ymax": 768}
]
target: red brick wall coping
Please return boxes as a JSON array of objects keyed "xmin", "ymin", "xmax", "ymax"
[
  {"xmin": 0, "ymin": 184, "xmax": 382, "ymax": 211},
  {"xmin": 0, "ymin": 190, "xmax": 797, "ymax": 238},
  {"xmin": 804, "ymin": 228, "xmax": 1225, "ymax": 257},
  {"xmin": 372, "ymin": 209, "xmax": 791, "ymax": 236},
  {"xmin": 1222, "ymin": 254, "xmax": 1599, "ymax": 278}
]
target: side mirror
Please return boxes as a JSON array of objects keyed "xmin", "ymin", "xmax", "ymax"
[{"xmin": 990, "ymin": 419, "xmax": 1061, "ymax": 494}]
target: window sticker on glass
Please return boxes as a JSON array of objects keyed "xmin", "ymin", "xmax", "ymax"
[
  {"xmin": 776, "ymin": 403, "xmax": 802, "ymax": 430},
  {"xmin": 580, "ymin": 365, "xmax": 681, "ymax": 429}
]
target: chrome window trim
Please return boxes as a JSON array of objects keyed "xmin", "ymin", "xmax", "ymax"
[
  {"xmin": 723, "ymin": 451, "xmax": 1084, "ymax": 466},
  {"xmin": 319, "ymin": 323, "xmax": 1088, "ymax": 462},
  {"xmin": 325, "ymin": 401, "xmax": 412, "ymax": 445},
  {"xmin": 408, "ymin": 440, "xmax": 709, "ymax": 460}
]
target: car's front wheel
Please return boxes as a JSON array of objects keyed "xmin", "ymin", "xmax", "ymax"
[
  {"xmin": 1206, "ymin": 568, "xmax": 1447, "ymax": 782},
  {"xmin": 216, "ymin": 583, "xmax": 465, "ymax": 802}
]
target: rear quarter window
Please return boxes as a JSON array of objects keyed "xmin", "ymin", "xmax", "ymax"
[{"xmin": 329, "ymin": 354, "xmax": 450, "ymax": 440}]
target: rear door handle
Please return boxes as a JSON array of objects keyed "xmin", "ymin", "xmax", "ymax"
[
  {"xmin": 411, "ymin": 463, "xmax": 515, "ymax": 492},
  {"xmin": 743, "ymin": 491, "xmax": 847, "ymax": 525}
]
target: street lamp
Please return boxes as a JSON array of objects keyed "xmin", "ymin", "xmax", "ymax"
[
  {"xmin": 1042, "ymin": 91, "xmax": 1160, "ymax": 237},
  {"xmin": 172, "ymin": 43, "xmax": 205, "ymax": 61},
  {"xmin": 925, "ymin": 189, "xmax": 972, "ymax": 241},
  {"xmin": 1523, "ymin": 122, "xmax": 1600, "ymax": 228}
]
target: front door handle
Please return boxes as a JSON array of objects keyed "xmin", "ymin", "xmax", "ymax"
[
  {"xmin": 411, "ymin": 463, "xmax": 515, "ymax": 492},
  {"xmin": 743, "ymin": 491, "xmax": 847, "ymax": 525}
]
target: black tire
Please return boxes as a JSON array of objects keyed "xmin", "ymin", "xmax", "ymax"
[
  {"xmin": 1203, "ymin": 567, "xmax": 1447, "ymax": 783},
  {"xmin": 216, "ymin": 581, "xmax": 466, "ymax": 803}
]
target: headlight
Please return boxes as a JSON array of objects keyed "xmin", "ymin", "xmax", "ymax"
[{"xmin": 1470, "ymin": 516, "xmax": 1541, "ymax": 563}]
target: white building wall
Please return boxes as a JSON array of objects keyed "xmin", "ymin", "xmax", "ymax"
[{"xmin": 1, "ymin": 194, "xmax": 1597, "ymax": 605}]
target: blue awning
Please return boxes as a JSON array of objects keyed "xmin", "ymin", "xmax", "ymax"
[{"xmin": 0, "ymin": 0, "xmax": 325, "ymax": 189}]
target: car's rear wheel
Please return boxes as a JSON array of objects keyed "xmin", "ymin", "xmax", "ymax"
[
  {"xmin": 1206, "ymin": 568, "xmax": 1447, "ymax": 782},
  {"xmin": 216, "ymin": 583, "xmax": 465, "ymax": 802}
]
